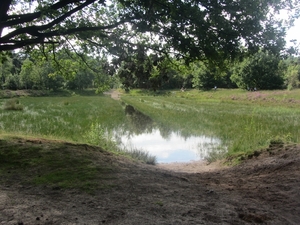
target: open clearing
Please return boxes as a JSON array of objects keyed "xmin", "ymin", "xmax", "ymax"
[{"xmin": 1, "ymin": 138, "xmax": 300, "ymax": 225}]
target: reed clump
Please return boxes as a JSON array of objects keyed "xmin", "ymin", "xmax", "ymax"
[{"xmin": 3, "ymin": 98, "xmax": 24, "ymax": 111}]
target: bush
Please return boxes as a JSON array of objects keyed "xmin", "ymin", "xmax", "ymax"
[
  {"xmin": 4, "ymin": 74, "xmax": 20, "ymax": 90},
  {"xmin": 231, "ymin": 51, "xmax": 284, "ymax": 90},
  {"xmin": 3, "ymin": 98, "xmax": 24, "ymax": 111}
]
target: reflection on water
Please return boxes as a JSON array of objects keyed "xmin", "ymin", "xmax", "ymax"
[
  {"xmin": 116, "ymin": 129, "xmax": 224, "ymax": 163},
  {"xmin": 124, "ymin": 105, "xmax": 153, "ymax": 134},
  {"xmin": 111, "ymin": 105, "xmax": 226, "ymax": 163}
]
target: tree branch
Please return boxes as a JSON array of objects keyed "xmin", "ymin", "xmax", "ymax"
[
  {"xmin": 1, "ymin": 0, "xmax": 101, "ymax": 27},
  {"xmin": 0, "ymin": 0, "xmax": 97, "ymax": 42}
]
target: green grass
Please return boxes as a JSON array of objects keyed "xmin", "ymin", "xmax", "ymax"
[
  {"xmin": 121, "ymin": 89, "xmax": 300, "ymax": 160},
  {"xmin": 0, "ymin": 93, "xmax": 157, "ymax": 164},
  {"xmin": 0, "ymin": 138, "xmax": 115, "ymax": 193},
  {"xmin": 1, "ymin": 88, "xmax": 299, "ymax": 164},
  {"xmin": 0, "ymin": 95, "xmax": 125, "ymax": 142}
]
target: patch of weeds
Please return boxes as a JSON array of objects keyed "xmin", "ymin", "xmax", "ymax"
[
  {"xmin": 225, "ymin": 152, "xmax": 247, "ymax": 165},
  {"xmin": 84, "ymin": 123, "xmax": 117, "ymax": 150},
  {"xmin": 123, "ymin": 147, "xmax": 157, "ymax": 165},
  {"xmin": 63, "ymin": 101, "xmax": 70, "ymax": 106},
  {"xmin": 205, "ymin": 147, "xmax": 227, "ymax": 164},
  {"xmin": 33, "ymin": 165, "xmax": 114, "ymax": 193},
  {"xmin": 3, "ymin": 98, "xmax": 24, "ymax": 111},
  {"xmin": 246, "ymin": 150, "xmax": 261, "ymax": 159},
  {"xmin": 269, "ymin": 138, "xmax": 284, "ymax": 146},
  {"xmin": 225, "ymin": 149, "xmax": 262, "ymax": 165},
  {"xmin": 155, "ymin": 201, "xmax": 164, "ymax": 207},
  {"xmin": 268, "ymin": 134, "xmax": 292, "ymax": 149}
]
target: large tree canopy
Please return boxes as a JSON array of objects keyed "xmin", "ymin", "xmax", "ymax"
[{"xmin": 0, "ymin": 0, "xmax": 299, "ymax": 62}]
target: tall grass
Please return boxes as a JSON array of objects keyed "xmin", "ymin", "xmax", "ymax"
[
  {"xmin": 0, "ymin": 95, "xmax": 157, "ymax": 164},
  {"xmin": 0, "ymin": 96, "xmax": 125, "ymax": 142},
  {"xmin": 1, "ymin": 89, "xmax": 300, "ymax": 162},
  {"xmin": 121, "ymin": 89, "xmax": 300, "ymax": 158}
]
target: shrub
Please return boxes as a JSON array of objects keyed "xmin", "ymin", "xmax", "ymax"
[{"xmin": 3, "ymin": 98, "xmax": 24, "ymax": 111}]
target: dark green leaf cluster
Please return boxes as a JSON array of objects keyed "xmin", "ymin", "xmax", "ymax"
[{"xmin": 0, "ymin": 0, "xmax": 298, "ymax": 63}]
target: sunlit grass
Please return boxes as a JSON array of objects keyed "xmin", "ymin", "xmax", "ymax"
[
  {"xmin": 0, "ymin": 94, "xmax": 157, "ymax": 164},
  {"xmin": 1, "ymin": 89, "xmax": 300, "ymax": 163},
  {"xmin": 0, "ymin": 95, "xmax": 125, "ymax": 142}
]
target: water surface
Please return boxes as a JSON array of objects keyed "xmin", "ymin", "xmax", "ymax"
[
  {"xmin": 117, "ymin": 129, "xmax": 224, "ymax": 163},
  {"xmin": 112, "ymin": 105, "xmax": 226, "ymax": 163}
]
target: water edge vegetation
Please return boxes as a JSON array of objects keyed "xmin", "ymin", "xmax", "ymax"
[{"xmin": 1, "ymin": 89, "xmax": 300, "ymax": 164}]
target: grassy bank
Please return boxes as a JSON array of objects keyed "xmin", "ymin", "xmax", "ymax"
[
  {"xmin": 0, "ymin": 137, "xmax": 117, "ymax": 193},
  {"xmin": 121, "ymin": 89, "xmax": 300, "ymax": 160}
]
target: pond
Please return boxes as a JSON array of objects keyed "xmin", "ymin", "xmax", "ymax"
[{"xmin": 112, "ymin": 105, "xmax": 226, "ymax": 163}]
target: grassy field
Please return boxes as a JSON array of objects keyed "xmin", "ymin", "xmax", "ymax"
[
  {"xmin": 0, "ymin": 91, "xmax": 157, "ymax": 164},
  {"xmin": 121, "ymin": 89, "xmax": 300, "ymax": 161},
  {"xmin": 1, "ymin": 89, "xmax": 300, "ymax": 163},
  {"xmin": 0, "ymin": 94, "xmax": 124, "ymax": 141}
]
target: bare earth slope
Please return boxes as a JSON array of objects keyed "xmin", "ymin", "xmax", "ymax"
[{"xmin": 0, "ymin": 140, "xmax": 300, "ymax": 225}]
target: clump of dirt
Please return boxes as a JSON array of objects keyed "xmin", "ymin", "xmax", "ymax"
[{"xmin": 1, "ymin": 138, "xmax": 300, "ymax": 224}]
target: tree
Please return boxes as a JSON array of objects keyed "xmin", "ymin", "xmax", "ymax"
[
  {"xmin": 1, "ymin": 0, "xmax": 298, "ymax": 64},
  {"xmin": 0, "ymin": 52, "xmax": 14, "ymax": 88},
  {"xmin": 231, "ymin": 51, "xmax": 284, "ymax": 90},
  {"xmin": 282, "ymin": 57, "xmax": 300, "ymax": 90},
  {"xmin": 4, "ymin": 74, "xmax": 20, "ymax": 90},
  {"xmin": 192, "ymin": 61, "xmax": 217, "ymax": 90},
  {"xmin": 19, "ymin": 58, "xmax": 35, "ymax": 89}
]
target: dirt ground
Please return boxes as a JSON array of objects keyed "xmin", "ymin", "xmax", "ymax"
[{"xmin": 1, "ymin": 140, "xmax": 300, "ymax": 225}]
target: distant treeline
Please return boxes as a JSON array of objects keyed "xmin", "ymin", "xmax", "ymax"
[{"xmin": 1, "ymin": 50, "xmax": 300, "ymax": 92}]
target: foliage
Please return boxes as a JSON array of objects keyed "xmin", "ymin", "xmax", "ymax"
[
  {"xmin": 84, "ymin": 123, "xmax": 117, "ymax": 150},
  {"xmin": 1, "ymin": 0, "xmax": 297, "ymax": 66},
  {"xmin": 19, "ymin": 58, "xmax": 37, "ymax": 89},
  {"xmin": 191, "ymin": 61, "xmax": 235, "ymax": 90},
  {"xmin": 1, "ymin": 49, "xmax": 116, "ymax": 92},
  {"xmin": 117, "ymin": 52, "xmax": 193, "ymax": 91},
  {"xmin": 231, "ymin": 51, "xmax": 284, "ymax": 90},
  {"xmin": 4, "ymin": 74, "xmax": 20, "ymax": 90},
  {"xmin": 0, "ymin": 53, "xmax": 14, "ymax": 89},
  {"xmin": 282, "ymin": 57, "xmax": 300, "ymax": 90}
]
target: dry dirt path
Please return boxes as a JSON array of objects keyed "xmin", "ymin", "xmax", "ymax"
[
  {"xmin": 104, "ymin": 89, "xmax": 121, "ymax": 100},
  {"xmin": 1, "ymin": 141, "xmax": 300, "ymax": 225}
]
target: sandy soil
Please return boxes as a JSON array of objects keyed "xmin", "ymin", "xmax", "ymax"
[{"xmin": 1, "ymin": 141, "xmax": 300, "ymax": 225}]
